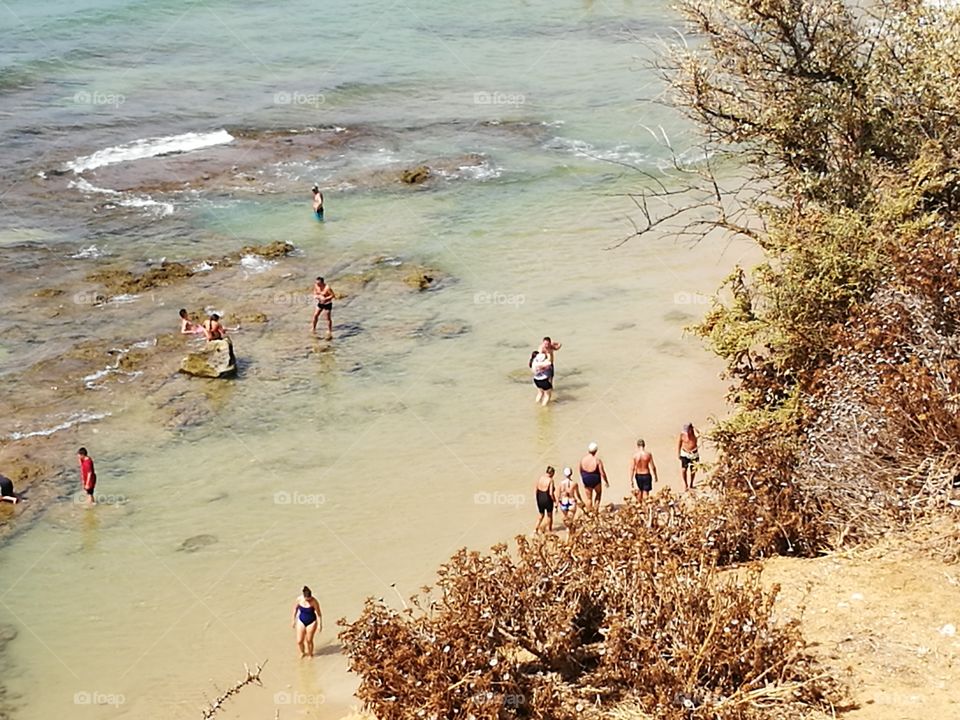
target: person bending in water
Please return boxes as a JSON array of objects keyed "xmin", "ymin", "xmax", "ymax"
[
  {"xmin": 630, "ymin": 438, "xmax": 658, "ymax": 501},
  {"xmin": 579, "ymin": 442, "xmax": 608, "ymax": 512},
  {"xmin": 291, "ymin": 585, "xmax": 323, "ymax": 658},
  {"xmin": 179, "ymin": 309, "xmax": 204, "ymax": 335},
  {"xmin": 534, "ymin": 466, "xmax": 557, "ymax": 534},
  {"xmin": 203, "ymin": 314, "xmax": 228, "ymax": 341},
  {"xmin": 311, "ymin": 277, "xmax": 335, "ymax": 339},
  {"xmin": 678, "ymin": 423, "xmax": 700, "ymax": 490},
  {"xmin": 311, "ymin": 185, "xmax": 324, "ymax": 221},
  {"xmin": 0, "ymin": 475, "xmax": 18, "ymax": 504},
  {"xmin": 529, "ymin": 349, "xmax": 553, "ymax": 406},
  {"xmin": 557, "ymin": 466, "xmax": 583, "ymax": 527},
  {"xmin": 77, "ymin": 447, "xmax": 96, "ymax": 505}
]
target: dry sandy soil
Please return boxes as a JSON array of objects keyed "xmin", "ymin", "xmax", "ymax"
[{"xmin": 762, "ymin": 525, "xmax": 960, "ymax": 720}]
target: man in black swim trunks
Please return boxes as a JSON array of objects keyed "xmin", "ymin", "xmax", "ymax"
[
  {"xmin": 629, "ymin": 438, "xmax": 658, "ymax": 502},
  {"xmin": 311, "ymin": 185, "xmax": 324, "ymax": 220},
  {"xmin": 534, "ymin": 466, "xmax": 557, "ymax": 534},
  {"xmin": 311, "ymin": 276, "xmax": 335, "ymax": 339}
]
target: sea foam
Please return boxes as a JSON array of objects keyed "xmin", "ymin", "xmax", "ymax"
[{"xmin": 66, "ymin": 129, "xmax": 234, "ymax": 173}]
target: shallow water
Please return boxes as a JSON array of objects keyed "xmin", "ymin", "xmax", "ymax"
[{"xmin": 0, "ymin": 1, "xmax": 757, "ymax": 718}]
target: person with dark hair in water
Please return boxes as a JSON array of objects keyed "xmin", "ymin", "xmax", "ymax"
[
  {"xmin": 291, "ymin": 585, "xmax": 323, "ymax": 658},
  {"xmin": 77, "ymin": 447, "xmax": 96, "ymax": 505},
  {"xmin": 311, "ymin": 185, "xmax": 324, "ymax": 221},
  {"xmin": 0, "ymin": 475, "xmax": 18, "ymax": 504},
  {"xmin": 178, "ymin": 308, "xmax": 204, "ymax": 335},
  {"xmin": 203, "ymin": 314, "xmax": 227, "ymax": 341},
  {"xmin": 529, "ymin": 349, "xmax": 553, "ymax": 406}
]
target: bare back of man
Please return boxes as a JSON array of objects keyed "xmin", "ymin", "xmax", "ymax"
[{"xmin": 630, "ymin": 439, "xmax": 658, "ymax": 501}]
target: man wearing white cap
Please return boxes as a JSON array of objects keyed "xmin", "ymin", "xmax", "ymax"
[{"xmin": 579, "ymin": 442, "xmax": 608, "ymax": 512}]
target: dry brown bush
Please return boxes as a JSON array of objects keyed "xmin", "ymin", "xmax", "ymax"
[{"xmin": 340, "ymin": 498, "xmax": 841, "ymax": 720}]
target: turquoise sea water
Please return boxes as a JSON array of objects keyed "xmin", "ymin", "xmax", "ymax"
[{"xmin": 0, "ymin": 3, "xmax": 759, "ymax": 719}]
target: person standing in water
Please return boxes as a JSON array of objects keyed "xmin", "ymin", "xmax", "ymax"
[
  {"xmin": 291, "ymin": 585, "xmax": 323, "ymax": 658},
  {"xmin": 534, "ymin": 466, "xmax": 557, "ymax": 534},
  {"xmin": 678, "ymin": 423, "xmax": 700, "ymax": 490},
  {"xmin": 579, "ymin": 442, "xmax": 608, "ymax": 512},
  {"xmin": 557, "ymin": 466, "xmax": 583, "ymax": 527},
  {"xmin": 529, "ymin": 349, "xmax": 553, "ymax": 406},
  {"xmin": 540, "ymin": 336, "xmax": 561, "ymax": 383},
  {"xmin": 311, "ymin": 277, "xmax": 335, "ymax": 339},
  {"xmin": 311, "ymin": 185, "xmax": 324, "ymax": 221},
  {"xmin": 630, "ymin": 438, "xmax": 658, "ymax": 501},
  {"xmin": 77, "ymin": 447, "xmax": 96, "ymax": 505}
]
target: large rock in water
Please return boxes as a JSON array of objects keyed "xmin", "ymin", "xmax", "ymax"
[{"xmin": 179, "ymin": 338, "xmax": 236, "ymax": 378}]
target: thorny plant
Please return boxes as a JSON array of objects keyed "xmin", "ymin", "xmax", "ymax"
[{"xmin": 340, "ymin": 499, "xmax": 842, "ymax": 720}]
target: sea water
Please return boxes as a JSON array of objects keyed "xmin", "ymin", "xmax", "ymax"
[{"xmin": 0, "ymin": 2, "xmax": 758, "ymax": 718}]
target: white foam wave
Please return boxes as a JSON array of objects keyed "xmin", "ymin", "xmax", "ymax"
[
  {"xmin": 546, "ymin": 136, "xmax": 649, "ymax": 166},
  {"xmin": 240, "ymin": 254, "xmax": 277, "ymax": 273},
  {"xmin": 107, "ymin": 294, "xmax": 140, "ymax": 305},
  {"xmin": 70, "ymin": 177, "xmax": 174, "ymax": 217},
  {"xmin": 193, "ymin": 261, "xmax": 215, "ymax": 272},
  {"xmin": 67, "ymin": 129, "xmax": 234, "ymax": 173},
  {"xmin": 71, "ymin": 244, "xmax": 103, "ymax": 259},
  {"xmin": 8, "ymin": 411, "xmax": 111, "ymax": 440}
]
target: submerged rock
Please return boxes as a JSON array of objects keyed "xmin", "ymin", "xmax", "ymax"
[
  {"xmin": 178, "ymin": 534, "xmax": 218, "ymax": 552},
  {"xmin": 179, "ymin": 338, "xmax": 237, "ymax": 378}
]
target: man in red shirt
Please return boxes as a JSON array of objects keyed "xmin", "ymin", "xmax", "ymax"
[{"xmin": 77, "ymin": 447, "xmax": 96, "ymax": 505}]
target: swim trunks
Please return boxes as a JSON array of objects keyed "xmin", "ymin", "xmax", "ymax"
[
  {"xmin": 634, "ymin": 473, "xmax": 653, "ymax": 492},
  {"xmin": 316, "ymin": 302, "xmax": 333, "ymax": 311},
  {"xmin": 680, "ymin": 448, "xmax": 699, "ymax": 469},
  {"xmin": 533, "ymin": 377, "xmax": 552, "ymax": 391},
  {"xmin": 315, "ymin": 209, "xmax": 324, "ymax": 221},
  {"xmin": 536, "ymin": 489, "xmax": 554, "ymax": 514}
]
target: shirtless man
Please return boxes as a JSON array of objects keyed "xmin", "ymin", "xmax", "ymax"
[
  {"xmin": 179, "ymin": 308, "xmax": 204, "ymax": 335},
  {"xmin": 77, "ymin": 447, "xmax": 96, "ymax": 505},
  {"xmin": 630, "ymin": 439, "xmax": 658, "ymax": 501},
  {"xmin": 540, "ymin": 336, "xmax": 561, "ymax": 383},
  {"xmin": 311, "ymin": 185, "xmax": 324, "ymax": 220},
  {"xmin": 534, "ymin": 466, "xmax": 557, "ymax": 534},
  {"xmin": 203, "ymin": 313, "xmax": 227, "ymax": 341},
  {"xmin": 311, "ymin": 277, "xmax": 335, "ymax": 339},
  {"xmin": 579, "ymin": 442, "xmax": 608, "ymax": 512},
  {"xmin": 678, "ymin": 423, "xmax": 700, "ymax": 490},
  {"xmin": 556, "ymin": 466, "xmax": 584, "ymax": 527}
]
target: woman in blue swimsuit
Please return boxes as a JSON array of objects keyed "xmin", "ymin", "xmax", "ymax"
[{"xmin": 291, "ymin": 585, "xmax": 323, "ymax": 657}]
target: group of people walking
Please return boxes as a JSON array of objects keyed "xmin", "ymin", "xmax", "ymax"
[{"xmin": 533, "ymin": 425, "xmax": 700, "ymax": 533}]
